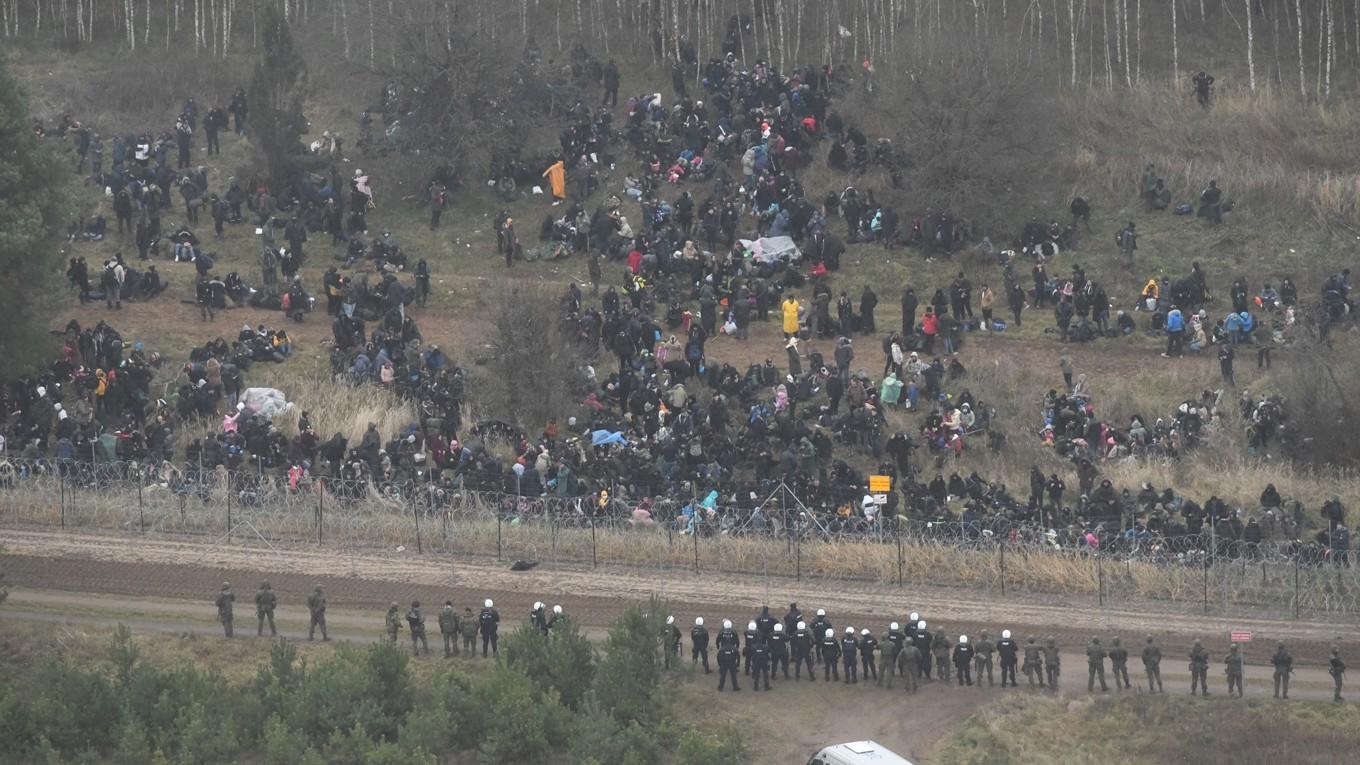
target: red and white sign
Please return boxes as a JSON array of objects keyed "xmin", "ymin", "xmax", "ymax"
[{"xmin": 1230, "ymin": 631, "xmax": 1253, "ymax": 643}]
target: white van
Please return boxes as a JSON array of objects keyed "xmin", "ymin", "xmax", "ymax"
[{"xmin": 808, "ymin": 740, "xmax": 915, "ymax": 765}]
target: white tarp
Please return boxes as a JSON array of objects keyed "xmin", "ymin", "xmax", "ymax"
[
  {"xmin": 739, "ymin": 235, "xmax": 802, "ymax": 264},
  {"xmin": 240, "ymin": 387, "xmax": 294, "ymax": 418}
]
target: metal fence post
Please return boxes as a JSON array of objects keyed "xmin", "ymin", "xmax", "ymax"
[
  {"xmin": 692, "ymin": 522, "xmax": 700, "ymax": 573},
  {"xmin": 795, "ymin": 527, "xmax": 801, "ymax": 581},
  {"xmin": 1000, "ymin": 539, "xmax": 1006, "ymax": 597},
  {"xmin": 1203, "ymin": 555, "xmax": 1210, "ymax": 614},
  {"xmin": 896, "ymin": 533, "xmax": 903, "ymax": 587},
  {"xmin": 1294, "ymin": 556, "xmax": 1300, "ymax": 619},
  {"xmin": 1097, "ymin": 555, "xmax": 1104, "ymax": 607},
  {"xmin": 590, "ymin": 519, "xmax": 598, "ymax": 568},
  {"xmin": 59, "ymin": 469, "xmax": 66, "ymax": 529},
  {"xmin": 225, "ymin": 472, "xmax": 232, "ymax": 543},
  {"xmin": 497, "ymin": 513, "xmax": 503, "ymax": 561},
  {"xmin": 317, "ymin": 485, "xmax": 324, "ymax": 545},
  {"xmin": 137, "ymin": 480, "xmax": 145, "ymax": 534},
  {"xmin": 412, "ymin": 490, "xmax": 423, "ymax": 555}
]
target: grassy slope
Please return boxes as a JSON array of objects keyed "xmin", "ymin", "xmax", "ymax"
[
  {"xmin": 7, "ymin": 32, "xmax": 1360, "ymax": 517},
  {"xmin": 934, "ymin": 693, "xmax": 1360, "ymax": 765}
]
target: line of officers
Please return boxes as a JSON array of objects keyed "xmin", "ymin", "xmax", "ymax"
[{"xmin": 663, "ymin": 602, "xmax": 1347, "ymax": 702}]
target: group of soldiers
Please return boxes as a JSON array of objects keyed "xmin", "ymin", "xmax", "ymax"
[{"xmin": 210, "ymin": 588, "xmax": 1346, "ymax": 702}]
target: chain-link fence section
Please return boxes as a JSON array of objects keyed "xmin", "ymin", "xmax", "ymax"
[{"xmin": 2, "ymin": 457, "xmax": 1357, "ymax": 620}]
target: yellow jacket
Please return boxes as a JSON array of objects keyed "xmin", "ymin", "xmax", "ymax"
[{"xmin": 782, "ymin": 298, "xmax": 801, "ymax": 334}]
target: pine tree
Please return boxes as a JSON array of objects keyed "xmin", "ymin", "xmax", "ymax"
[
  {"xmin": 248, "ymin": 2, "xmax": 309, "ymax": 190},
  {"xmin": 0, "ymin": 59, "xmax": 69, "ymax": 377}
]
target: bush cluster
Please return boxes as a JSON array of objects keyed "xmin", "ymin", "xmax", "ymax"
[{"xmin": 0, "ymin": 600, "xmax": 745, "ymax": 764}]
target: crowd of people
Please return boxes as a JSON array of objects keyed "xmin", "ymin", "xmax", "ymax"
[{"xmin": 4, "ymin": 28, "xmax": 1356, "ymax": 582}]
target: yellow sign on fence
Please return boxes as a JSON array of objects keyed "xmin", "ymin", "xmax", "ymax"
[{"xmin": 868, "ymin": 475, "xmax": 892, "ymax": 493}]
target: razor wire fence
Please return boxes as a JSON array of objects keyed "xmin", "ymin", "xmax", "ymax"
[{"xmin": 2, "ymin": 457, "xmax": 1358, "ymax": 621}]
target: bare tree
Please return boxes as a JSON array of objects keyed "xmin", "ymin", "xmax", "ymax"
[
  {"xmin": 1297, "ymin": 0, "xmax": 1307, "ymax": 96},
  {"xmin": 1247, "ymin": 0, "xmax": 1257, "ymax": 90},
  {"xmin": 1172, "ymin": 0, "xmax": 1179, "ymax": 84}
]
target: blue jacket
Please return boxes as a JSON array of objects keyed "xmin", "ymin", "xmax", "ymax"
[{"xmin": 1166, "ymin": 309, "xmax": 1184, "ymax": 332}]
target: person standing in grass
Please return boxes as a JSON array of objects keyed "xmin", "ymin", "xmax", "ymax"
[
  {"xmin": 215, "ymin": 582, "xmax": 235, "ymax": 638},
  {"xmin": 543, "ymin": 158, "xmax": 566, "ymax": 206},
  {"xmin": 1329, "ymin": 646, "xmax": 1346, "ymax": 702},
  {"xmin": 1143, "ymin": 635, "xmax": 1164, "ymax": 693}
]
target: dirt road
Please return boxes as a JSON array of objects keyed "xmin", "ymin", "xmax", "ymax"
[{"xmin": 3, "ymin": 528, "xmax": 1353, "ymax": 763}]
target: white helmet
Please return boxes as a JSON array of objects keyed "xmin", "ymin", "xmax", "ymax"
[
  {"xmin": 959, "ymin": 635, "xmax": 969, "ymax": 644},
  {"xmin": 1002, "ymin": 629, "xmax": 1012, "ymax": 639},
  {"xmin": 817, "ymin": 609, "xmax": 826, "ymax": 617},
  {"xmin": 484, "ymin": 599, "xmax": 493, "ymax": 608},
  {"xmin": 845, "ymin": 627, "xmax": 855, "ymax": 635},
  {"xmin": 774, "ymin": 623, "xmax": 784, "ymax": 632},
  {"xmin": 533, "ymin": 601, "xmax": 543, "ymax": 610},
  {"xmin": 553, "ymin": 605, "xmax": 562, "ymax": 615},
  {"xmin": 861, "ymin": 629, "xmax": 871, "ymax": 636},
  {"xmin": 796, "ymin": 621, "xmax": 807, "ymax": 630},
  {"xmin": 723, "ymin": 619, "xmax": 733, "ymax": 630},
  {"xmin": 825, "ymin": 628, "xmax": 834, "ymax": 639},
  {"xmin": 695, "ymin": 617, "xmax": 704, "ymax": 626},
  {"xmin": 667, "ymin": 616, "xmax": 675, "ymax": 625},
  {"xmin": 918, "ymin": 620, "xmax": 927, "ymax": 630},
  {"xmin": 909, "ymin": 611, "xmax": 919, "ymax": 621},
  {"xmin": 890, "ymin": 621, "xmax": 900, "ymax": 631},
  {"xmin": 748, "ymin": 621, "xmax": 757, "ymax": 631}
]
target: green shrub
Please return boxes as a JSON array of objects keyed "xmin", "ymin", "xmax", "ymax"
[
  {"xmin": 501, "ymin": 620, "xmax": 597, "ymax": 709},
  {"xmin": 475, "ymin": 666, "xmax": 561, "ymax": 764},
  {"xmin": 674, "ymin": 726, "xmax": 749, "ymax": 765},
  {"xmin": 592, "ymin": 598, "xmax": 668, "ymax": 726},
  {"xmin": 261, "ymin": 715, "xmax": 310, "ymax": 765},
  {"xmin": 568, "ymin": 699, "xmax": 662, "ymax": 765}
]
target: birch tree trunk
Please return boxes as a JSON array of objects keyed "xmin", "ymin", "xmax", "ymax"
[
  {"xmin": 1134, "ymin": 0, "xmax": 1141, "ymax": 84},
  {"xmin": 368, "ymin": 0, "xmax": 375, "ymax": 69},
  {"xmin": 1246, "ymin": 0, "xmax": 1256, "ymax": 90},
  {"xmin": 1326, "ymin": 0, "xmax": 1335, "ymax": 98},
  {"xmin": 1068, "ymin": 0, "xmax": 1077, "ymax": 86},
  {"xmin": 1103, "ymin": 0, "xmax": 1112, "ymax": 88},
  {"xmin": 1297, "ymin": 0, "xmax": 1306, "ymax": 96},
  {"xmin": 1171, "ymin": 0, "xmax": 1179, "ymax": 85}
]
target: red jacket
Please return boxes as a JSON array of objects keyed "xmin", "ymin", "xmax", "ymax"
[{"xmin": 922, "ymin": 313, "xmax": 938, "ymax": 336}]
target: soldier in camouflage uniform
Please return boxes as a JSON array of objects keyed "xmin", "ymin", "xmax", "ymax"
[
  {"xmin": 1108, "ymin": 636, "xmax": 1130, "ymax": 690},
  {"xmin": 1329, "ymin": 646, "xmax": 1345, "ymax": 702},
  {"xmin": 407, "ymin": 600, "xmax": 429, "ymax": 656},
  {"xmin": 306, "ymin": 586, "xmax": 328, "ymax": 641},
  {"xmin": 1086, "ymin": 637, "xmax": 1109, "ymax": 692},
  {"xmin": 459, "ymin": 606, "xmax": 478, "ymax": 654},
  {"xmin": 385, "ymin": 602, "xmax": 402, "ymax": 644},
  {"xmin": 439, "ymin": 601, "xmax": 460, "ymax": 657},
  {"xmin": 1022, "ymin": 635, "xmax": 1043, "ymax": 687},
  {"xmin": 1189, "ymin": 639, "xmax": 1210, "ymax": 696},
  {"xmin": 1044, "ymin": 636, "xmax": 1061, "ymax": 690},
  {"xmin": 215, "ymin": 582, "xmax": 235, "ymax": 638},
  {"xmin": 932, "ymin": 628, "xmax": 951, "ymax": 682},
  {"xmin": 1225, "ymin": 643, "xmax": 1244, "ymax": 697},
  {"xmin": 891, "ymin": 642, "xmax": 920, "ymax": 693},
  {"xmin": 973, "ymin": 629, "xmax": 995, "ymax": 687},
  {"xmin": 1142, "ymin": 635, "xmax": 1164, "ymax": 693},
  {"xmin": 255, "ymin": 580, "xmax": 277, "ymax": 637},
  {"xmin": 1271, "ymin": 641, "xmax": 1292, "ymax": 699}
]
